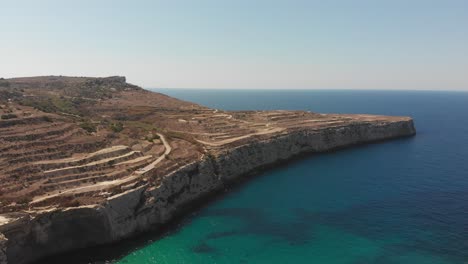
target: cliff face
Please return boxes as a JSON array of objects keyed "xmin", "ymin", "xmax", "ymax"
[
  {"xmin": 0, "ymin": 119, "xmax": 415, "ymax": 264},
  {"xmin": 0, "ymin": 234, "xmax": 6, "ymax": 264}
]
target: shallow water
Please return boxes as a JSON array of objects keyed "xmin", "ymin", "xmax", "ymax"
[{"xmin": 41, "ymin": 90, "xmax": 468, "ymax": 264}]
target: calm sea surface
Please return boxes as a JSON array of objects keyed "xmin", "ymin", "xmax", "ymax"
[{"xmin": 42, "ymin": 90, "xmax": 468, "ymax": 264}]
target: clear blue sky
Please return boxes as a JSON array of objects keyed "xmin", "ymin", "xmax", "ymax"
[{"xmin": 1, "ymin": 0, "xmax": 467, "ymax": 90}]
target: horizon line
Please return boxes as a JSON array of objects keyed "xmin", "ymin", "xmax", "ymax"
[
  {"xmin": 146, "ymin": 87, "xmax": 468, "ymax": 92},
  {"xmin": 2, "ymin": 75, "xmax": 467, "ymax": 92}
]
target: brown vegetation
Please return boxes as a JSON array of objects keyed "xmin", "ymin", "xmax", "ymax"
[{"xmin": 0, "ymin": 76, "xmax": 410, "ymax": 214}]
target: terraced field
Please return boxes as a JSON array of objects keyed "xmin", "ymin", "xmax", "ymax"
[
  {"xmin": 0, "ymin": 108, "xmax": 170, "ymax": 210},
  {"xmin": 0, "ymin": 76, "xmax": 408, "ymax": 215}
]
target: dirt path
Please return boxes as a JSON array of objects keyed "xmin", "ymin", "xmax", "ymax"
[
  {"xmin": 196, "ymin": 127, "xmax": 285, "ymax": 147},
  {"xmin": 136, "ymin": 133, "xmax": 171, "ymax": 174},
  {"xmin": 31, "ymin": 133, "xmax": 171, "ymax": 204}
]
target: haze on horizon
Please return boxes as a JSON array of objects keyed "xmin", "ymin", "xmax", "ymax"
[{"xmin": 1, "ymin": 0, "xmax": 467, "ymax": 90}]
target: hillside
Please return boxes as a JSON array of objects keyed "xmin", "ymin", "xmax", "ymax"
[{"xmin": 0, "ymin": 76, "xmax": 415, "ymax": 264}]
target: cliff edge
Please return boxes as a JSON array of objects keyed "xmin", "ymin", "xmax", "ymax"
[{"xmin": 0, "ymin": 76, "xmax": 415, "ymax": 264}]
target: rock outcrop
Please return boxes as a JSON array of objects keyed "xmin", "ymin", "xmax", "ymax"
[{"xmin": 0, "ymin": 119, "xmax": 415, "ymax": 264}]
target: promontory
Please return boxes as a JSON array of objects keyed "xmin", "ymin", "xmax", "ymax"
[{"xmin": 0, "ymin": 76, "xmax": 416, "ymax": 264}]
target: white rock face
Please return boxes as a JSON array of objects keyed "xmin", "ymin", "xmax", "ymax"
[
  {"xmin": 0, "ymin": 234, "xmax": 7, "ymax": 264},
  {"xmin": 0, "ymin": 120, "xmax": 415, "ymax": 264}
]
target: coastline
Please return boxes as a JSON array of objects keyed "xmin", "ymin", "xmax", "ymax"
[{"xmin": 0, "ymin": 119, "xmax": 415, "ymax": 264}]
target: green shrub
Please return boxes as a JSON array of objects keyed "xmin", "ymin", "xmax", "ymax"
[
  {"xmin": 18, "ymin": 95, "xmax": 84, "ymax": 116},
  {"xmin": 0, "ymin": 80, "xmax": 10, "ymax": 88},
  {"xmin": 110, "ymin": 122, "xmax": 124, "ymax": 133},
  {"xmin": 207, "ymin": 152, "xmax": 216, "ymax": 160},
  {"xmin": 145, "ymin": 133, "xmax": 160, "ymax": 142},
  {"xmin": 114, "ymin": 114, "xmax": 129, "ymax": 121},
  {"xmin": 42, "ymin": 116, "xmax": 54, "ymax": 122},
  {"xmin": 1, "ymin": 113, "xmax": 18, "ymax": 120},
  {"xmin": 17, "ymin": 196, "xmax": 32, "ymax": 205},
  {"xmin": 79, "ymin": 121, "xmax": 97, "ymax": 133}
]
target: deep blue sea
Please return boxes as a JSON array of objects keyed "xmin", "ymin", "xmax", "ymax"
[{"xmin": 43, "ymin": 90, "xmax": 468, "ymax": 264}]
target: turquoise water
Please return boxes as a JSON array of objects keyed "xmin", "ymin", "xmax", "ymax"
[{"xmin": 42, "ymin": 90, "xmax": 468, "ymax": 264}]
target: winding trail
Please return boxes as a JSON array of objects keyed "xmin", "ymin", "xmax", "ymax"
[
  {"xmin": 31, "ymin": 133, "xmax": 171, "ymax": 204},
  {"xmin": 136, "ymin": 133, "xmax": 171, "ymax": 174},
  {"xmin": 196, "ymin": 127, "xmax": 285, "ymax": 147}
]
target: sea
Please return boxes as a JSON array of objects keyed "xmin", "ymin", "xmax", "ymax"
[{"xmin": 41, "ymin": 89, "xmax": 468, "ymax": 264}]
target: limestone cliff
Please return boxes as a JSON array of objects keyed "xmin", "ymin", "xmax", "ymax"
[
  {"xmin": 0, "ymin": 119, "xmax": 415, "ymax": 264},
  {"xmin": 0, "ymin": 234, "xmax": 7, "ymax": 264}
]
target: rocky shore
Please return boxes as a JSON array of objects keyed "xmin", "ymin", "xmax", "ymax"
[{"xmin": 0, "ymin": 119, "xmax": 415, "ymax": 264}]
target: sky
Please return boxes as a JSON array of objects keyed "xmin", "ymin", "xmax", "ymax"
[{"xmin": 1, "ymin": 0, "xmax": 468, "ymax": 90}]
